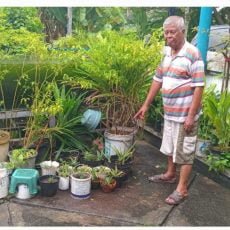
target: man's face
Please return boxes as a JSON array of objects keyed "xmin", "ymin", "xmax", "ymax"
[{"xmin": 163, "ymin": 24, "xmax": 185, "ymax": 50}]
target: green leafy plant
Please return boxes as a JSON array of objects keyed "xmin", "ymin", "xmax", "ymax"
[
  {"xmin": 91, "ymin": 166, "xmax": 102, "ymax": 181},
  {"xmin": 206, "ymin": 152, "xmax": 230, "ymax": 173},
  {"xmin": 47, "ymin": 175, "xmax": 58, "ymax": 183},
  {"xmin": 63, "ymin": 30, "xmax": 163, "ymax": 131},
  {"xmin": 102, "ymin": 174, "xmax": 116, "ymax": 185},
  {"xmin": 94, "ymin": 165, "xmax": 111, "ymax": 180},
  {"xmin": 9, "ymin": 148, "xmax": 37, "ymax": 169},
  {"xmin": 110, "ymin": 166, "xmax": 125, "ymax": 178},
  {"xmin": 146, "ymin": 93, "xmax": 163, "ymax": 131},
  {"xmin": 73, "ymin": 172, "xmax": 91, "ymax": 180},
  {"xmin": 198, "ymin": 85, "xmax": 216, "ymax": 141},
  {"xmin": 51, "ymin": 83, "xmax": 92, "ymax": 160},
  {"xmin": 83, "ymin": 149, "xmax": 104, "ymax": 162},
  {"xmin": 112, "ymin": 145, "xmax": 135, "ymax": 165},
  {"xmin": 76, "ymin": 165, "xmax": 92, "ymax": 174},
  {"xmin": 205, "ymin": 90, "xmax": 230, "ymax": 151},
  {"xmin": 83, "ymin": 150, "xmax": 98, "ymax": 162},
  {"xmin": 58, "ymin": 162, "xmax": 73, "ymax": 178}
]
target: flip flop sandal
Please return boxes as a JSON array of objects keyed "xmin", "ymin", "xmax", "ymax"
[
  {"xmin": 148, "ymin": 174, "xmax": 176, "ymax": 184},
  {"xmin": 165, "ymin": 190, "xmax": 188, "ymax": 205}
]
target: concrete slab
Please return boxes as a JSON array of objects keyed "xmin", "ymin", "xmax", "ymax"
[
  {"xmin": 1, "ymin": 140, "xmax": 229, "ymax": 226},
  {"xmin": 164, "ymin": 174, "xmax": 230, "ymax": 226},
  {"xmin": 8, "ymin": 202, "xmax": 136, "ymax": 226},
  {"xmin": 0, "ymin": 202, "xmax": 11, "ymax": 226},
  {"xmin": 10, "ymin": 141, "xmax": 177, "ymax": 226}
]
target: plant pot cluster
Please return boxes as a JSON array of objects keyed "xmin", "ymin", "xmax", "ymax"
[{"xmin": 1, "ymin": 125, "xmax": 136, "ymax": 200}]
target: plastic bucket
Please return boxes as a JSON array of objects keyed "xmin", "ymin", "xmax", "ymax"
[
  {"xmin": 104, "ymin": 127, "xmax": 136, "ymax": 158},
  {"xmin": 0, "ymin": 131, "xmax": 10, "ymax": 162},
  {"xmin": 0, "ymin": 168, "xmax": 8, "ymax": 198},
  {"xmin": 81, "ymin": 109, "xmax": 101, "ymax": 130},
  {"xmin": 70, "ymin": 173, "xmax": 91, "ymax": 199}
]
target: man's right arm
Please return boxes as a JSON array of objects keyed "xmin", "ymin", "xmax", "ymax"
[{"xmin": 134, "ymin": 80, "xmax": 162, "ymax": 120}]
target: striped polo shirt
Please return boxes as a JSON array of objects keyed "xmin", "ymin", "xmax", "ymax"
[{"xmin": 153, "ymin": 41, "xmax": 205, "ymax": 123}]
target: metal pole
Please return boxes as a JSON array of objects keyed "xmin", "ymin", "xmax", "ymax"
[{"xmin": 197, "ymin": 7, "xmax": 213, "ymax": 66}]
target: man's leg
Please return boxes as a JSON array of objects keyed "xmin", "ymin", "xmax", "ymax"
[
  {"xmin": 164, "ymin": 156, "xmax": 176, "ymax": 179},
  {"xmin": 176, "ymin": 164, "xmax": 192, "ymax": 195},
  {"xmin": 148, "ymin": 156, "xmax": 176, "ymax": 182},
  {"xmin": 165, "ymin": 164, "xmax": 192, "ymax": 204}
]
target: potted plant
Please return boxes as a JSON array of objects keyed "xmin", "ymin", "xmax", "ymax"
[
  {"xmin": 100, "ymin": 172, "xmax": 117, "ymax": 193},
  {"xmin": 58, "ymin": 162, "xmax": 73, "ymax": 190},
  {"xmin": 91, "ymin": 165, "xmax": 108, "ymax": 189},
  {"xmin": 95, "ymin": 165, "xmax": 111, "ymax": 181},
  {"xmin": 70, "ymin": 169, "xmax": 92, "ymax": 199},
  {"xmin": 39, "ymin": 175, "xmax": 59, "ymax": 197},
  {"xmin": 63, "ymin": 30, "xmax": 163, "ymax": 156},
  {"xmin": 0, "ymin": 130, "xmax": 10, "ymax": 162},
  {"xmin": 8, "ymin": 148, "xmax": 37, "ymax": 169},
  {"xmin": 110, "ymin": 167, "xmax": 127, "ymax": 188},
  {"xmin": 81, "ymin": 149, "xmax": 104, "ymax": 167},
  {"xmin": 105, "ymin": 145, "xmax": 134, "ymax": 177},
  {"xmin": 40, "ymin": 160, "xmax": 60, "ymax": 176}
]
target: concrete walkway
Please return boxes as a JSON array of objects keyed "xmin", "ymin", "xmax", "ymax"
[{"xmin": 0, "ymin": 140, "xmax": 229, "ymax": 226}]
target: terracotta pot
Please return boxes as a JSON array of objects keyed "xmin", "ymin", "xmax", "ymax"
[{"xmin": 100, "ymin": 179, "xmax": 116, "ymax": 193}]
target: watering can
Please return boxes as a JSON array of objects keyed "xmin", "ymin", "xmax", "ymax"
[{"xmin": 81, "ymin": 109, "xmax": 102, "ymax": 130}]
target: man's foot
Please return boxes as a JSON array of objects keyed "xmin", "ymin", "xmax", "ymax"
[
  {"xmin": 148, "ymin": 174, "xmax": 176, "ymax": 184},
  {"xmin": 165, "ymin": 190, "xmax": 188, "ymax": 205}
]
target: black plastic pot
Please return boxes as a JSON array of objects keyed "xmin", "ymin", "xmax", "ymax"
[
  {"xmin": 39, "ymin": 175, "xmax": 59, "ymax": 197},
  {"xmin": 81, "ymin": 159, "xmax": 104, "ymax": 167},
  {"xmin": 115, "ymin": 172, "xmax": 128, "ymax": 188},
  {"xmin": 91, "ymin": 180, "xmax": 100, "ymax": 189},
  {"xmin": 105, "ymin": 159, "xmax": 133, "ymax": 177}
]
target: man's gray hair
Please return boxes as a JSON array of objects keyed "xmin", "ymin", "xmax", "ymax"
[{"xmin": 163, "ymin": 16, "xmax": 185, "ymax": 31}]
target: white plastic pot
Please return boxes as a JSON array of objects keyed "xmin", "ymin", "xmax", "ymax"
[
  {"xmin": 59, "ymin": 176, "xmax": 70, "ymax": 190},
  {"xmin": 104, "ymin": 127, "xmax": 136, "ymax": 157},
  {"xmin": 16, "ymin": 184, "xmax": 31, "ymax": 199},
  {"xmin": 0, "ymin": 168, "xmax": 8, "ymax": 199},
  {"xmin": 40, "ymin": 161, "xmax": 59, "ymax": 176},
  {"xmin": 70, "ymin": 173, "xmax": 91, "ymax": 199}
]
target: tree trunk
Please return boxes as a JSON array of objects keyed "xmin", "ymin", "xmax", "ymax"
[
  {"xmin": 213, "ymin": 8, "xmax": 224, "ymax": 24},
  {"xmin": 67, "ymin": 7, "xmax": 72, "ymax": 36},
  {"xmin": 184, "ymin": 7, "xmax": 190, "ymax": 39}
]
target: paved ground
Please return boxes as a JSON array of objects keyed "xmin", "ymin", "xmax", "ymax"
[{"xmin": 0, "ymin": 140, "xmax": 229, "ymax": 226}]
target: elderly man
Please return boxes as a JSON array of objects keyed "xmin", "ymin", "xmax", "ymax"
[{"xmin": 134, "ymin": 16, "xmax": 205, "ymax": 205}]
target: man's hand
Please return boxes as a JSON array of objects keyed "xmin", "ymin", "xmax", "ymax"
[
  {"xmin": 134, "ymin": 105, "xmax": 148, "ymax": 120},
  {"xmin": 184, "ymin": 115, "xmax": 195, "ymax": 133}
]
